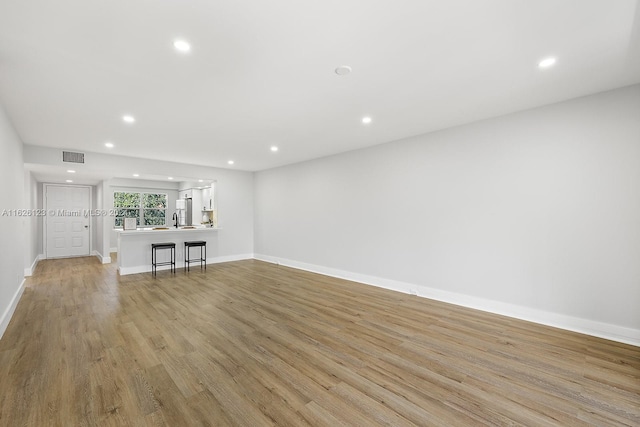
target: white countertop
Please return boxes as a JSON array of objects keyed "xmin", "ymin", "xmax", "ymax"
[{"xmin": 117, "ymin": 227, "xmax": 220, "ymax": 235}]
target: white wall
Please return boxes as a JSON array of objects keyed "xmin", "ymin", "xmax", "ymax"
[
  {"xmin": 0, "ymin": 103, "xmax": 26, "ymax": 338},
  {"xmin": 91, "ymin": 184, "xmax": 98, "ymax": 254},
  {"xmin": 23, "ymin": 170, "xmax": 40, "ymax": 275},
  {"xmin": 36, "ymin": 183, "xmax": 43, "ymax": 256},
  {"xmin": 94, "ymin": 182, "xmax": 104, "ymax": 260},
  {"xmin": 102, "ymin": 180, "xmax": 113, "ymax": 261},
  {"xmin": 254, "ymin": 84, "xmax": 640, "ymax": 345}
]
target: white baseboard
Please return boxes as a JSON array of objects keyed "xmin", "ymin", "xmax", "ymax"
[
  {"xmin": 0, "ymin": 279, "xmax": 26, "ymax": 340},
  {"xmin": 253, "ymin": 254, "xmax": 640, "ymax": 347},
  {"xmin": 118, "ymin": 253, "xmax": 254, "ymax": 276},
  {"xmin": 23, "ymin": 254, "xmax": 44, "ymax": 277},
  {"xmin": 92, "ymin": 251, "xmax": 112, "ymax": 264},
  {"xmin": 110, "ymin": 247, "xmax": 117, "ymax": 254},
  {"xmin": 211, "ymin": 253, "xmax": 254, "ymax": 264}
]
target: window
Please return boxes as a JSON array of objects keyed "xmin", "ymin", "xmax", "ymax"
[
  {"xmin": 114, "ymin": 192, "xmax": 167, "ymax": 227},
  {"xmin": 114, "ymin": 192, "xmax": 140, "ymax": 227},
  {"xmin": 142, "ymin": 193, "xmax": 167, "ymax": 226}
]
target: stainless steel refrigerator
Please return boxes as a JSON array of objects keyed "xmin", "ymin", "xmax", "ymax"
[{"xmin": 176, "ymin": 198, "xmax": 193, "ymax": 226}]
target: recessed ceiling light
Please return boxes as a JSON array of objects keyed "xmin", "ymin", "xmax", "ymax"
[
  {"xmin": 198, "ymin": 179, "xmax": 203, "ymax": 183},
  {"xmin": 538, "ymin": 57, "xmax": 557, "ymax": 68},
  {"xmin": 168, "ymin": 177, "xmax": 174, "ymax": 180},
  {"xmin": 173, "ymin": 40, "xmax": 191, "ymax": 53},
  {"xmin": 105, "ymin": 142, "xmax": 114, "ymax": 148},
  {"xmin": 228, "ymin": 160, "xmax": 234, "ymax": 165},
  {"xmin": 335, "ymin": 65, "xmax": 352, "ymax": 76},
  {"xmin": 67, "ymin": 169, "xmax": 76, "ymax": 173},
  {"xmin": 123, "ymin": 115, "xmax": 135, "ymax": 123},
  {"xmin": 133, "ymin": 173, "xmax": 140, "ymax": 177},
  {"xmin": 270, "ymin": 146, "xmax": 279, "ymax": 152},
  {"xmin": 66, "ymin": 179, "xmax": 73, "ymax": 183},
  {"xmin": 362, "ymin": 116, "xmax": 372, "ymax": 124}
]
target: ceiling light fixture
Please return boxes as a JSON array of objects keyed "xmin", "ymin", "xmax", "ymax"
[
  {"xmin": 173, "ymin": 40, "xmax": 191, "ymax": 53},
  {"xmin": 362, "ymin": 116, "xmax": 372, "ymax": 124},
  {"xmin": 335, "ymin": 65, "xmax": 352, "ymax": 76},
  {"xmin": 228, "ymin": 160, "xmax": 234, "ymax": 165},
  {"xmin": 198, "ymin": 179, "xmax": 203, "ymax": 183},
  {"xmin": 67, "ymin": 169, "xmax": 76, "ymax": 173},
  {"xmin": 123, "ymin": 115, "xmax": 135, "ymax": 123},
  {"xmin": 270, "ymin": 146, "xmax": 279, "ymax": 152},
  {"xmin": 66, "ymin": 180, "xmax": 73, "ymax": 183},
  {"xmin": 133, "ymin": 173, "xmax": 140, "ymax": 177},
  {"xmin": 168, "ymin": 177, "xmax": 174, "ymax": 180},
  {"xmin": 105, "ymin": 142, "xmax": 114, "ymax": 148},
  {"xmin": 538, "ymin": 57, "xmax": 557, "ymax": 69}
]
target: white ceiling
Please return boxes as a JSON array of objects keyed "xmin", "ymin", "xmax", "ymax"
[{"xmin": 1, "ymin": 0, "xmax": 639, "ymax": 172}]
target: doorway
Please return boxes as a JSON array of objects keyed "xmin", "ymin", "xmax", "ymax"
[{"xmin": 45, "ymin": 184, "xmax": 91, "ymax": 258}]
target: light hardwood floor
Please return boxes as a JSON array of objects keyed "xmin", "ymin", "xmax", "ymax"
[{"xmin": 0, "ymin": 256, "xmax": 638, "ymax": 426}]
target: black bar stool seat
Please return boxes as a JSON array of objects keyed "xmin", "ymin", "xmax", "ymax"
[
  {"xmin": 184, "ymin": 240, "xmax": 206, "ymax": 271},
  {"xmin": 151, "ymin": 242, "xmax": 176, "ymax": 275}
]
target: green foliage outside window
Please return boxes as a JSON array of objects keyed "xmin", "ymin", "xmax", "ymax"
[
  {"xmin": 114, "ymin": 192, "xmax": 140, "ymax": 208},
  {"xmin": 143, "ymin": 193, "xmax": 167, "ymax": 209},
  {"xmin": 144, "ymin": 209, "xmax": 166, "ymax": 225},
  {"xmin": 114, "ymin": 192, "xmax": 167, "ymax": 227}
]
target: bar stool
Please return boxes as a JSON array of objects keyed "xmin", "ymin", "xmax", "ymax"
[
  {"xmin": 151, "ymin": 242, "xmax": 176, "ymax": 275},
  {"xmin": 184, "ymin": 240, "xmax": 206, "ymax": 271}
]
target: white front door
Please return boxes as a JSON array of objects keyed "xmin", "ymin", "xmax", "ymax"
[{"xmin": 45, "ymin": 185, "xmax": 91, "ymax": 258}]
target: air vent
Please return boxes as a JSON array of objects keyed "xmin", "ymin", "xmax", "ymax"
[{"xmin": 62, "ymin": 151, "xmax": 85, "ymax": 163}]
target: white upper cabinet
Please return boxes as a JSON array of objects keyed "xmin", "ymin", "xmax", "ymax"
[{"xmin": 202, "ymin": 185, "xmax": 214, "ymax": 211}]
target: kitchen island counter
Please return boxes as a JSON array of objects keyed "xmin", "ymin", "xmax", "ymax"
[
  {"xmin": 118, "ymin": 226, "xmax": 220, "ymax": 235},
  {"xmin": 116, "ymin": 227, "xmax": 220, "ymax": 275}
]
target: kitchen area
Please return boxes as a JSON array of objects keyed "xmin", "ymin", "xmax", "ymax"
[
  {"xmin": 115, "ymin": 179, "xmax": 221, "ymax": 275},
  {"xmin": 175, "ymin": 183, "xmax": 217, "ymax": 228}
]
